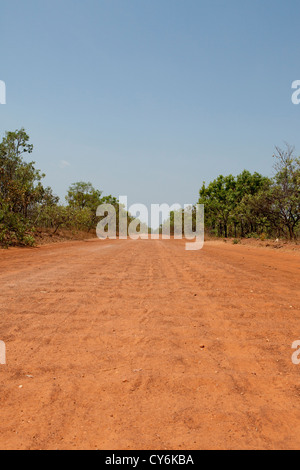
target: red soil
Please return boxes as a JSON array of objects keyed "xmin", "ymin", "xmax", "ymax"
[{"xmin": 0, "ymin": 238, "xmax": 299, "ymax": 449}]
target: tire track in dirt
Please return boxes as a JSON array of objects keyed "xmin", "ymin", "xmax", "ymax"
[
  {"xmin": 0, "ymin": 238, "xmax": 300, "ymax": 449},
  {"xmin": 158, "ymin": 240, "xmax": 300, "ymax": 449}
]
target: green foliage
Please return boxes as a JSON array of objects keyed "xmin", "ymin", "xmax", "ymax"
[
  {"xmin": 198, "ymin": 171, "xmax": 270, "ymax": 238},
  {"xmin": 0, "ymin": 129, "xmax": 46, "ymax": 246},
  {"xmin": 66, "ymin": 182, "xmax": 103, "ymax": 211},
  {"xmin": 66, "ymin": 182, "xmax": 122, "ymax": 232},
  {"xmin": 1, "ymin": 128, "xmax": 298, "ymax": 246},
  {"xmin": 270, "ymin": 145, "xmax": 300, "ymax": 239},
  {"xmin": 0, "ymin": 203, "xmax": 34, "ymax": 247},
  {"xmin": 198, "ymin": 146, "xmax": 300, "ymax": 240},
  {"xmin": 0, "ymin": 129, "xmax": 123, "ymax": 247}
]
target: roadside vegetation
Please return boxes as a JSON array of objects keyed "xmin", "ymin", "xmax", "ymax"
[
  {"xmin": 1, "ymin": 129, "xmax": 299, "ymax": 247},
  {"xmin": 198, "ymin": 144, "xmax": 300, "ymax": 240},
  {"xmin": 0, "ymin": 129, "xmax": 133, "ymax": 247},
  {"xmin": 162, "ymin": 144, "xmax": 299, "ymax": 241}
]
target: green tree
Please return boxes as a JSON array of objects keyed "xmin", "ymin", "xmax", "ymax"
[
  {"xmin": 66, "ymin": 182, "xmax": 103, "ymax": 210},
  {"xmin": 198, "ymin": 171, "xmax": 270, "ymax": 238},
  {"xmin": 250, "ymin": 145, "xmax": 300, "ymax": 239},
  {"xmin": 232, "ymin": 171, "xmax": 271, "ymax": 237},
  {"xmin": 198, "ymin": 174, "xmax": 236, "ymax": 237},
  {"xmin": 66, "ymin": 182, "xmax": 120, "ymax": 232},
  {"xmin": 271, "ymin": 144, "xmax": 300, "ymax": 239},
  {"xmin": 0, "ymin": 129, "xmax": 47, "ymax": 246}
]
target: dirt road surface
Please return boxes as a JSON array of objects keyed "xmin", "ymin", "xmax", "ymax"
[{"xmin": 0, "ymin": 238, "xmax": 299, "ymax": 450}]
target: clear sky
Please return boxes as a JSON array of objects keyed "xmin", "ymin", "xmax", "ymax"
[{"xmin": 1, "ymin": 0, "xmax": 300, "ymax": 222}]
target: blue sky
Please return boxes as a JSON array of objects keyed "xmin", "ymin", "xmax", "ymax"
[{"xmin": 1, "ymin": 0, "xmax": 300, "ymax": 220}]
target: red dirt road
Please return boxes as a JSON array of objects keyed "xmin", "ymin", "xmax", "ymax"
[{"xmin": 0, "ymin": 238, "xmax": 300, "ymax": 450}]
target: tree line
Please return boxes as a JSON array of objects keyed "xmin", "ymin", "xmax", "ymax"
[
  {"xmin": 0, "ymin": 128, "xmax": 134, "ymax": 247},
  {"xmin": 1, "ymin": 128, "xmax": 299, "ymax": 247},
  {"xmin": 197, "ymin": 144, "xmax": 300, "ymax": 240},
  {"xmin": 160, "ymin": 145, "xmax": 299, "ymax": 241}
]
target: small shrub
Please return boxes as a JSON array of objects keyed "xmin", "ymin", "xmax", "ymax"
[
  {"xmin": 246, "ymin": 233, "xmax": 259, "ymax": 239},
  {"xmin": 260, "ymin": 232, "xmax": 266, "ymax": 241},
  {"xmin": 22, "ymin": 235, "xmax": 36, "ymax": 246}
]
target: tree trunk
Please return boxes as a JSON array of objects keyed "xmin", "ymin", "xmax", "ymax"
[{"xmin": 224, "ymin": 224, "xmax": 228, "ymax": 238}]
